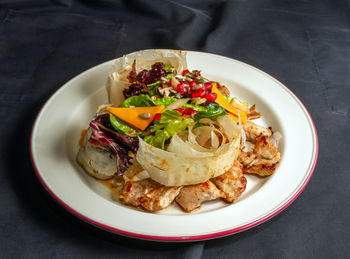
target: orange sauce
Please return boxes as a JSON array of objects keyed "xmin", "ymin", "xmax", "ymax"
[
  {"xmin": 97, "ymin": 178, "xmax": 115, "ymax": 191},
  {"xmin": 79, "ymin": 129, "xmax": 88, "ymax": 147}
]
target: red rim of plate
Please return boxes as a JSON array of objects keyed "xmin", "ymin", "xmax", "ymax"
[{"xmin": 30, "ymin": 56, "xmax": 318, "ymax": 242}]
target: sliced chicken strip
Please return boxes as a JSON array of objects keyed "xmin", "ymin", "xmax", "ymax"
[
  {"xmin": 243, "ymin": 121, "xmax": 272, "ymax": 142},
  {"xmin": 253, "ymin": 135, "xmax": 281, "ymax": 162},
  {"xmin": 239, "ymin": 135, "xmax": 281, "ymax": 176},
  {"xmin": 247, "ymin": 104, "xmax": 261, "ymax": 120},
  {"xmin": 216, "ymin": 82, "xmax": 230, "ymax": 96},
  {"xmin": 212, "ymin": 161, "xmax": 247, "ymax": 203},
  {"xmin": 120, "ymin": 178, "xmax": 182, "ymax": 212},
  {"xmin": 176, "ymin": 181, "xmax": 223, "ymax": 212}
]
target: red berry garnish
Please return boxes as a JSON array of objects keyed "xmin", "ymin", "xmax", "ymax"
[
  {"xmin": 153, "ymin": 113, "xmax": 161, "ymax": 121},
  {"xmin": 204, "ymin": 82, "xmax": 212, "ymax": 91},
  {"xmin": 182, "ymin": 69, "xmax": 189, "ymax": 76},
  {"xmin": 184, "ymin": 108, "xmax": 196, "ymax": 115},
  {"xmin": 191, "ymin": 89, "xmax": 205, "ymax": 98},
  {"xmin": 176, "ymin": 84, "xmax": 187, "ymax": 95},
  {"xmin": 189, "ymin": 81, "xmax": 197, "ymax": 89},
  {"xmin": 205, "ymin": 93, "xmax": 217, "ymax": 101},
  {"xmin": 175, "ymin": 108, "xmax": 185, "ymax": 114}
]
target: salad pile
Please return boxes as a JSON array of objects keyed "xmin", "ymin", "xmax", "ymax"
[
  {"xmin": 76, "ymin": 50, "xmax": 281, "ymax": 212},
  {"xmin": 90, "ymin": 61, "xmax": 250, "ymax": 176}
]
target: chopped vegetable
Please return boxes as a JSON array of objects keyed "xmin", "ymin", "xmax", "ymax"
[
  {"xmin": 153, "ymin": 97, "xmax": 177, "ymax": 106},
  {"xmin": 165, "ymin": 74, "xmax": 174, "ymax": 80},
  {"xmin": 230, "ymin": 97, "xmax": 249, "ymax": 113},
  {"xmin": 211, "ymin": 84, "xmax": 247, "ymax": 124},
  {"xmin": 120, "ymin": 94, "xmax": 155, "ymax": 107},
  {"xmin": 194, "ymin": 103, "xmax": 227, "ymax": 122},
  {"xmin": 223, "ymin": 95, "xmax": 233, "ymax": 103},
  {"xmin": 164, "ymin": 64, "xmax": 173, "ymax": 71},
  {"xmin": 144, "ymin": 110, "xmax": 195, "ymax": 149},
  {"xmin": 195, "ymin": 78, "xmax": 206, "ymax": 83},
  {"xmin": 123, "ymin": 83, "xmax": 144, "ymax": 99},
  {"xmin": 106, "ymin": 106, "xmax": 165, "ymax": 130},
  {"xmin": 109, "ymin": 114, "xmax": 139, "ymax": 137},
  {"xmin": 89, "ymin": 121, "xmax": 132, "ymax": 174},
  {"xmin": 121, "ymin": 94, "xmax": 177, "ymax": 108},
  {"xmin": 181, "ymin": 103, "xmax": 206, "ymax": 112},
  {"xmin": 147, "ymin": 81, "xmax": 161, "ymax": 96}
]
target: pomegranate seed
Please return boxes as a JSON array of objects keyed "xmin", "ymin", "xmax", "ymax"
[
  {"xmin": 184, "ymin": 108, "xmax": 196, "ymax": 115},
  {"xmin": 191, "ymin": 89, "xmax": 205, "ymax": 98},
  {"xmin": 169, "ymin": 78, "xmax": 172, "ymax": 84},
  {"xmin": 175, "ymin": 108, "xmax": 185, "ymax": 114},
  {"xmin": 153, "ymin": 113, "xmax": 161, "ymax": 121},
  {"xmin": 204, "ymin": 82, "xmax": 212, "ymax": 91},
  {"xmin": 205, "ymin": 93, "xmax": 217, "ymax": 101},
  {"xmin": 182, "ymin": 69, "xmax": 189, "ymax": 76},
  {"xmin": 195, "ymin": 71, "xmax": 201, "ymax": 77},
  {"xmin": 189, "ymin": 81, "xmax": 197, "ymax": 89},
  {"xmin": 177, "ymin": 84, "xmax": 187, "ymax": 94},
  {"xmin": 192, "ymin": 84, "xmax": 204, "ymax": 91}
]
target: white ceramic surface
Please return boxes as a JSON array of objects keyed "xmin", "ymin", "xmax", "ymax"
[{"xmin": 30, "ymin": 50, "xmax": 318, "ymax": 241}]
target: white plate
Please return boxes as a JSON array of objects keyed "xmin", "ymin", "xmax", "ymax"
[{"xmin": 30, "ymin": 50, "xmax": 318, "ymax": 241}]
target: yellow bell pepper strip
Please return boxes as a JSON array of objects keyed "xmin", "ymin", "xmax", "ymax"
[
  {"xmin": 211, "ymin": 84, "xmax": 247, "ymax": 124},
  {"xmin": 230, "ymin": 98, "xmax": 249, "ymax": 113},
  {"xmin": 106, "ymin": 106, "xmax": 165, "ymax": 130}
]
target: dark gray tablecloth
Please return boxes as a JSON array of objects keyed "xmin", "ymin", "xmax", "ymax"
[{"xmin": 1, "ymin": 0, "xmax": 349, "ymax": 258}]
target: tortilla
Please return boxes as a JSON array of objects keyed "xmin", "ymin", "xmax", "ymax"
[{"xmin": 136, "ymin": 119, "xmax": 241, "ymax": 186}]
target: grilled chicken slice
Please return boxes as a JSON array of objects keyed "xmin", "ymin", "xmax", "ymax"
[
  {"xmin": 120, "ymin": 178, "xmax": 182, "ymax": 212},
  {"xmin": 243, "ymin": 121, "xmax": 272, "ymax": 142},
  {"xmin": 212, "ymin": 161, "xmax": 247, "ymax": 203},
  {"xmin": 247, "ymin": 104, "xmax": 261, "ymax": 120},
  {"xmin": 239, "ymin": 135, "xmax": 281, "ymax": 176},
  {"xmin": 176, "ymin": 181, "xmax": 223, "ymax": 212},
  {"xmin": 216, "ymin": 82, "xmax": 230, "ymax": 96}
]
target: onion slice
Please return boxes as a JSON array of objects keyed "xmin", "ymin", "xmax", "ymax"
[{"xmin": 165, "ymin": 98, "xmax": 190, "ymax": 110}]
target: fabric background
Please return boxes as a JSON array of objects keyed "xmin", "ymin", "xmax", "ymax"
[{"xmin": 0, "ymin": 0, "xmax": 349, "ymax": 258}]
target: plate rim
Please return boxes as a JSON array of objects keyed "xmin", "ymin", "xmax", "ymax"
[{"xmin": 30, "ymin": 50, "xmax": 319, "ymax": 242}]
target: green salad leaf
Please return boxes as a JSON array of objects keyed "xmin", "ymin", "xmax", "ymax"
[
  {"xmin": 144, "ymin": 110, "xmax": 194, "ymax": 149},
  {"xmin": 109, "ymin": 114, "xmax": 139, "ymax": 137},
  {"xmin": 153, "ymin": 97, "xmax": 177, "ymax": 106},
  {"xmin": 165, "ymin": 74, "xmax": 174, "ymax": 79},
  {"xmin": 195, "ymin": 78, "xmax": 206, "ymax": 83},
  {"xmin": 181, "ymin": 103, "xmax": 206, "ymax": 111},
  {"xmin": 147, "ymin": 81, "xmax": 161, "ymax": 96},
  {"xmin": 164, "ymin": 65, "xmax": 173, "ymax": 71},
  {"xmin": 194, "ymin": 103, "xmax": 227, "ymax": 121},
  {"xmin": 146, "ymin": 75, "xmax": 175, "ymax": 96},
  {"xmin": 120, "ymin": 94, "xmax": 177, "ymax": 108},
  {"xmin": 120, "ymin": 94, "xmax": 154, "ymax": 107}
]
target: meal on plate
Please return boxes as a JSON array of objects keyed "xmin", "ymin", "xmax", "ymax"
[{"xmin": 76, "ymin": 49, "xmax": 282, "ymax": 212}]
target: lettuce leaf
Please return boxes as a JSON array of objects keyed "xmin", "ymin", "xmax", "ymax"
[
  {"xmin": 120, "ymin": 94, "xmax": 177, "ymax": 108},
  {"xmin": 164, "ymin": 65, "xmax": 173, "ymax": 71},
  {"xmin": 120, "ymin": 94, "xmax": 154, "ymax": 107},
  {"xmin": 144, "ymin": 110, "xmax": 194, "ymax": 149},
  {"xmin": 181, "ymin": 103, "xmax": 206, "ymax": 111},
  {"xmin": 109, "ymin": 114, "xmax": 139, "ymax": 137},
  {"xmin": 194, "ymin": 103, "xmax": 227, "ymax": 121},
  {"xmin": 153, "ymin": 97, "xmax": 177, "ymax": 106},
  {"xmin": 147, "ymin": 81, "xmax": 161, "ymax": 96}
]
